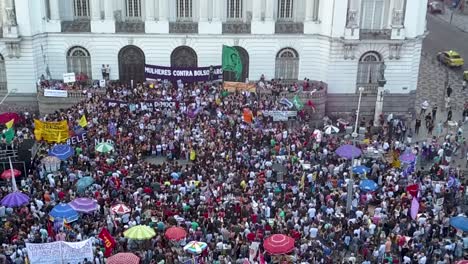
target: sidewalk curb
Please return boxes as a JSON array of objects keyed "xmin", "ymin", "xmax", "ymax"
[{"xmin": 429, "ymin": 12, "xmax": 468, "ymax": 33}]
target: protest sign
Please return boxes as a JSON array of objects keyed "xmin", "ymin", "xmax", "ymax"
[
  {"xmin": 223, "ymin": 81, "xmax": 256, "ymax": 93},
  {"xmin": 26, "ymin": 240, "xmax": 94, "ymax": 264},
  {"xmin": 34, "ymin": 120, "xmax": 69, "ymax": 143},
  {"xmin": 145, "ymin": 64, "xmax": 223, "ymax": 82},
  {"xmin": 63, "ymin": 73, "xmax": 76, "ymax": 83},
  {"xmin": 67, "ymin": 132, "xmax": 88, "ymax": 145},
  {"xmin": 44, "ymin": 89, "xmax": 68, "ymax": 98},
  {"xmin": 103, "ymin": 98, "xmax": 192, "ymax": 110},
  {"xmin": 26, "ymin": 242, "xmax": 62, "ymax": 264},
  {"xmin": 61, "ymin": 239, "xmax": 94, "ymax": 264},
  {"xmin": 261, "ymin": 111, "xmax": 297, "ymax": 121}
]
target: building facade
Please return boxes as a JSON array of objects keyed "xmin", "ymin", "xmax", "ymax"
[{"xmin": 0, "ymin": 0, "xmax": 426, "ymax": 114}]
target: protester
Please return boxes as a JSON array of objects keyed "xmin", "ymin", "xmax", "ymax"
[{"xmin": 0, "ymin": 78, "xmax": 466, "ymax": 264}]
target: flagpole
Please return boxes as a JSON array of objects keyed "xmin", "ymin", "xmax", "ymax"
[{"xmin": 9, "ymin": 157, "xmax": 17, "ymax": 192}]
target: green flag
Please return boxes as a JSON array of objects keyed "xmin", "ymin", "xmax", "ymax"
[
  {"xmin": 3, "ymin": 128, "xmax": 14, "ymax": 144},
  {"xmin": 293, "ymin": 95, "xmax": 304, "ymax": 110},
  {"xmin": 222, "ymin": 45, "xmax": 243, "ymax": 81}
]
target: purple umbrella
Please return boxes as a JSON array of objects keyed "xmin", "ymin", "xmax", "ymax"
[
  {"xmin": 1, "ymin": 191, "xmax": 30, "ymax": 208},
  {"xmin": 400, "ymin": 153, "xmax": 416, "ymax": 164},
  {"xmin": 68, "ymin": 198, "xmax": 98, "ymax": 213},
  {"xmin": 335, "ymin": 144, "xmax": 362, "ymax": 159}
]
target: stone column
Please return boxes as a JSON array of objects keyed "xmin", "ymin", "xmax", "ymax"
[
  {"xmin": 104, "ymin": 0, "xmax": 114, "ymax": 20},
  {"xmin": 147, "ymin": 0, "xmax": 168, "ymax": 33},
  {"xmin": 92, "ymin": 0, "xmax": 115, "ymax": 33},
  {"xmin": 159, "ymin": 0, "xmax": 168, "ymax": 21},
  {"xmin": 49, "ymin": 0, "xmax": 60, "ymax": 20},
  {"xmin": 305, "ymin": 0, "xmax": 313, "ymax": 21},
  {"xmin": 212, "ymin": 0, "xmax": 220, "ymax": 21},
  {"xmin": 252, "ymin": 0, "xmax": 275, "ymax": 34},
  {"xmin": 91, "ymin": 0, "xmax": 101, "ymax": 21},
  {"xmin": 265, "ymin": 0, "xmax": 274, "ymax": 21},
  {"xmin": 199, "ymin": 0, "xmax": 222, "ymax": 34},
  {"xmin": 252, "ymin": 0, "xmax": 262, "ymax": 21},
  {"xmin": 199, "ymin": 0, "xmax": 208, "ymax": 22},
  {"xmin": 145, "ymin": 0, "xmax": 155, "ymax": 21}
]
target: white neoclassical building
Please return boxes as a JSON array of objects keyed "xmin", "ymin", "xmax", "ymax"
[{"xmin": 0, "ymin": 0, "xmax": 426, "ymax": 111}]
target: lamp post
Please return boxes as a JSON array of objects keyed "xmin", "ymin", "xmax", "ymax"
[{"xmin": 347, "ymin": 86, "xmax": 365, "ymax": 214}]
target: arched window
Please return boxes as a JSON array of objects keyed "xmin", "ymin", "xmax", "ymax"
[
  {"xmin": 357, "ymin": 51, "xmax": 383, "ymax": 91},
  {"xmin": 0, "ymin": 54, "xmax": 7, "ymax": 91},
  {"xmin": 275, "ymin": 48, "xmax": 299, "ymax": 81},
  {"xmin": 66, "ymin": 46, "xmax": 92, "ymax": 79},
  {"xmin": 171, "ymin": 46, "xmax": 198, "ymax": 67}
]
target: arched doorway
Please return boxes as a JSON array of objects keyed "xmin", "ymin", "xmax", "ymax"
[
  {"xmin": 118, "ymin": 45, "xmax": 145, "ymax": 84},
  {"xmin": 357, "ymin": 51, "xmax": 383, "ymax": 93},
  {"xmin": 224, "ymin": 46, "xmax": 249, "ymax": 82},
  {"xmin": 171, "ymin": 46, "xmax": 197, "ymax": 67},
  {"xmin": 275, "ymin": 48, "xmax": 299, "ymax": 81}
]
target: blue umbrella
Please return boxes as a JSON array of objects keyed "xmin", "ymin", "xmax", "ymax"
[
  {"xmin": 49, "ymin": 203, "xmax": 79, "ymax": 223},
  {"xmin": 352, "ymin": 165, "xmax": 370, "ymax": 175},
  {"xmin": 450, "ymin": 216, "xmax": 468, "ymax": 231},
  {"xmin": 359, "ymin": 179, "xmax": 378, "ymax": 192},
  {"xmin": 76, "ymin": 176, "xmax": 94, "ymax": 193},
  {"xmin": 49, "ymin": 144, "xmax": 75, "ymax": 160}
]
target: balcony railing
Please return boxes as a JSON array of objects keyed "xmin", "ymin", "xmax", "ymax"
[
  {"xmin": 61, "ymin": 20, "xmax": 91, "ymax": 33},
  {"xmin": 356, "ymin": 83, "xmax": 379, "ymax": 94},
  {"xmin": 37, "ymin": 87, "xmax": 106, "ymax": 99},
  {"xmin": 360, "ymin": 29, "xmax": 391, "ymax": 40},
  {"xmin": 0, "ymin": 82, "xmax": 7, "ymax": 92},
  {"xmin": 222, "ymin": 22, "xmax": 251, "ymax": 34},
  {"xmin": 169, "ymin": 22, "xmax": 198, "ymax": 34},
  {"xmin": 275, "ymin": 22, "xmax": 304, "ymax": 34},
  {"xmin": 115, "ymin": 21, "xmax": 145, "ymax": 33}
]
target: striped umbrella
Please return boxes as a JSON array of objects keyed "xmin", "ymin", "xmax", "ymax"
[
  {"xmin": 95, "ymin": 142, "xmax": 114, "ymax": 153},
  {"xmin": 68, "ymin": 198, "xmax": 98, "ymax": 213},
  {"xmin": 107, "ymin": 253, "xmax": 139, "ymax": 264},
  {"xmin": 111, "ymin": 203, "xmax": 131, "ymax": 215},
  {"xmin": 123, "ymin": 225, "xmax": 156, "ymax": 240},
  {"xmin": 1, "ymin": 191, "xmax": 30, "ymax": 208},
  {"xmin": 183, "ymin": 241, "xmax": 208, "ymax": 254}
]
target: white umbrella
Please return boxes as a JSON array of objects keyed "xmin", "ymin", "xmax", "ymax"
[{"xmin": 324, "ymin": 125, "xmax": 339, "ymax": 135}]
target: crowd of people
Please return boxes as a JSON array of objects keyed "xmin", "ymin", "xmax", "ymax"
[{"xmin": 0, "ymin": 78, "xmax": 467, "ymax": 264}]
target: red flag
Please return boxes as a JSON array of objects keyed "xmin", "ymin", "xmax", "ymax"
[
  {"xmin": 406, "ymin": 184, "xmax": 419, "ymax": 198},
  {"xmin": 47, "ymin": 221, "xmax": 55, "ymax": 239},
  {"xmin": 98, "ymin": 228, "xmax": 116, "ymax": 257}
]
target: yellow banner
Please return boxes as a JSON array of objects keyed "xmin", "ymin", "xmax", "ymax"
[
  {"xmin": 34, "ymin": 119, "xmax": 69, "ymax": 143},
  {"xmin": 223, "ymin": 82, "xmax": 256, "ymax": 93}
]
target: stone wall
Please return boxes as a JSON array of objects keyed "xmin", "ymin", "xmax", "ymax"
[{"xmin": 0, "ymin": 94, "xmax": 38, "ymax": 114}]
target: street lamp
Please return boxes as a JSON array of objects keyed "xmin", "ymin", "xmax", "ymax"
[
  {"xmin": 347, "ymin": 86, "xmax": 365, "ymax": 214},
  {"xmin": 0, "ymin": 88, "xmax": 17, "ymax": 105}
]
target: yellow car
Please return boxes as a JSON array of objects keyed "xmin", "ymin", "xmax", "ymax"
[{"xmin": 437, "ymin": 50, "xmax": 464, "ymax": 67}]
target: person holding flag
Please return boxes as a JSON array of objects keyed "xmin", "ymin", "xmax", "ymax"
[{"xmin": 222, "ymin": 45, "xmax": 243, "ymax": 82}]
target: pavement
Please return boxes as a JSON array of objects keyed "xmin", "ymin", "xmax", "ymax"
[
  {"xmin": 432, "ymin": 4, "xmax": 468, "ymax": 33},
  {"xmin": 414, "ymin": 10, "xmax": 468, "ymax": 168}
]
